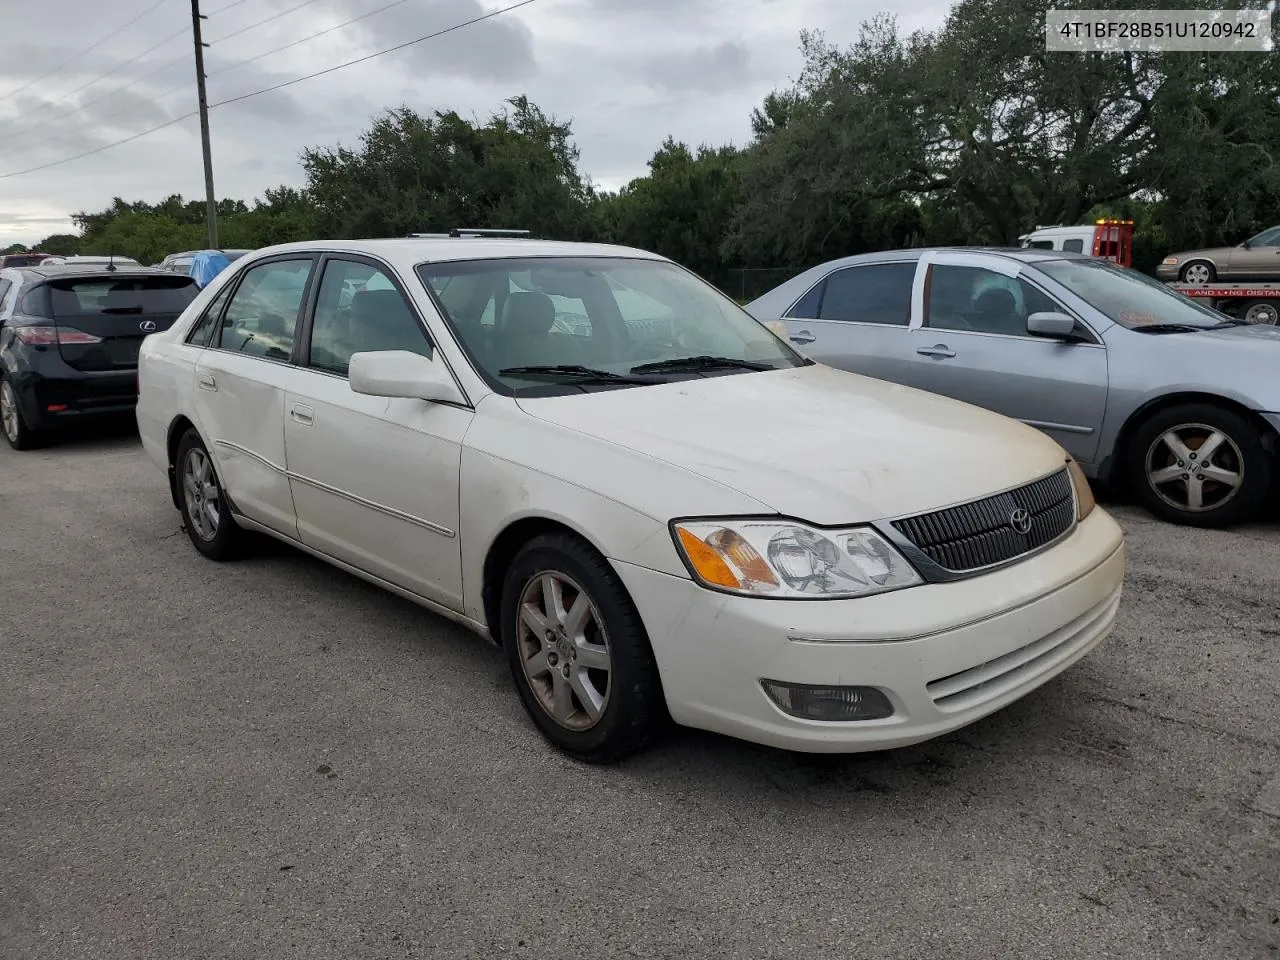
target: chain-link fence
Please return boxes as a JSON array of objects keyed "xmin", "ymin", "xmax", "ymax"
[{"xmin": 723, "ymin": 267, "xmax": 798, "ymax": 304}]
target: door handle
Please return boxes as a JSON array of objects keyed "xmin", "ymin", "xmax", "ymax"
[
  {"xmin": 917, "ymin": 344, "xmax": 956, "ymax": 359},
  {"xmin": 197, "ymin": 373, "xmax": 217, "ymax": 391},
  {"xmin": 289, "ymin": 404, "xmax": 314, "ymax": 426},
  {"xmin": 789, "ymin": 330, "xmax": 816, "ymax": 344}
]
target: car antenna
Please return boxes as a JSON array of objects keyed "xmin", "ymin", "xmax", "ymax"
[{"xmin": 107, "ymin": 247, "xmax": 117, "ymax": 272}]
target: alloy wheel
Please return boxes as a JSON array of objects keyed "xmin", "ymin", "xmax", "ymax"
[
  {"xmin": 515, "ymin": 571, "xmax": 613, "ymax": 731},
  {"xmin": 1145, "ymin": 423, "xmax": 1244, "ymax": 513},
  {"xmin": 182, "ymin": 448, "xmax": 222, "ymax": 541},
  {"xmin": 0, "ymin": 382, "xmax": 17, "ymax": 443},
  {"xmin": 1181, "ymin": 263, "xmax": 1212, "ymax": 285}
]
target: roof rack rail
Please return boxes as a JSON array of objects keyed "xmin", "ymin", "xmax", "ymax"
[{"xmin": 448, "ymin": 228, "xmax": 532, "ymax": 238}]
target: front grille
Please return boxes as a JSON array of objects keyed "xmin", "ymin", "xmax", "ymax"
[{"xmin": 891, "ymin": 468, "xmax": 1075, "ymax": 574}]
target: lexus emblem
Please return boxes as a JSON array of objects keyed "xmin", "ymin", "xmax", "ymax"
[
  {"xmin": 1009, "ymin": 508, "xmax": 1032, "ymax": 535},
  {"xmin": 139, "ymin": 320, "xmax": 157, "ymax": 332}
]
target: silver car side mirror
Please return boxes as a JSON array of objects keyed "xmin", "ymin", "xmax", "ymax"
[{"xmin": 1026, "ymin": 311, "xmax": 1077, "ymax": 339}]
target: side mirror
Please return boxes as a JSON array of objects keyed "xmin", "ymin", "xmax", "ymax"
[
  {"xmin": 348, "ymin": 349, "xmax": 465, "ymax": 404},
  {"xmin": 1027, "ymin": 311, "xmax": 1078, "ymax": 339}
]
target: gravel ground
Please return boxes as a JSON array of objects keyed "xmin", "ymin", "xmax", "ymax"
[{"xmin": 2, "ymin": 426, "xmax": 1278, "ymax": 960}]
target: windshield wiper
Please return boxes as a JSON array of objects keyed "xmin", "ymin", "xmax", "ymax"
[
  {"xmin": 1128, "ymin": 323, "xmax": 1207, "ymax": 334},
  {"xmin": 498, "ymin": 364, "xmax": 652, "ymax": 384},
  {"xmin": 629, "ymin": 355, "xmax": 775, "ymax": 374},
  {"xmin": 1207, "ymin": 318, "xmax": 1251, "ymax": 328}
]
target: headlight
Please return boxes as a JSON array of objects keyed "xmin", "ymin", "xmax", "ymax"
[
  {"xmin": 1066, "ymin": 457, "xmax": 1096, "ymax": 520},
  {"xmin": 1162, "ymin": 257, "xmax": 1179, "ymax": 265},
  {"xmin": 671, "ymin": 519, "xmax": 922, "ymax": 599}
]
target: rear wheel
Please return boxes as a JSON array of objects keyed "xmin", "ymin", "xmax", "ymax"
[
  {"xmin": 1179, "ymin": 260, "xmax": 1216, "ymax": 285},
  {"xmin": 0, "ymin": 378, "xmax": 39, "ymax": 451},
  {"xmin": 500, "ymin": 532, "xmax": 667, "ymax": 763},
  {"xmin": 1127, "ymin": 403, "xmax": 1271, "ymax": 528},
  {"xmin": 176, "ymin": 428, "xmax": 245, "ymax": 560},
  {"xmin": 1241, "ymin": 299, "xmax": 1279, "ymax": 326}
]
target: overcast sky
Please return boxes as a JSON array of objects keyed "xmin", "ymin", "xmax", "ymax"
[{"xmin": 0, "ymin": 0, "xmax": 948, "ymax": 247}]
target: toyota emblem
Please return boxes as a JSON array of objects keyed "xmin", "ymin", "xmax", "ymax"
[
  {"xmin": 139, "ymin": 320, "xmax": 157, "ymax": 332},
  {"xmin": 1009, "ymin": 508, "xmax": 1032, "ymax": 535}
]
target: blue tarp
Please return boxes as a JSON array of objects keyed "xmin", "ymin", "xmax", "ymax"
[{"xmin": 189, "ymin": 251, "xmax": 231, "ymax": 288}]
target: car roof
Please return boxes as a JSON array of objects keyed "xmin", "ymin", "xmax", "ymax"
[
  {"xmin": 16, "ymin": 264, "xmax": 190, "ymax": 281},
  {"xmin": 241, "ymin": 237, "xmax": 668, "ymax": 267}
]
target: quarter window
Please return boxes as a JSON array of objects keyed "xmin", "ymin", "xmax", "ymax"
[
  {"xmin": 1062, "ymin": 238, "xmax": 1084, "ymax": 253},
  {"xmin": 186, "ymin": 281, "xmax": 233, "ymax": 347},
  {"xmin": 925, "ymin": 264, "xmax": 1064, "ymax": 336},
  {"xmin": 217, "ymin": 259, "xmax": 312, "ymax": 360},
  {"xmin": 308, "ymin": 259, "xmax": 431, "ymax": 377},
  {"xmin": 815, "ymin": 263, "xmax": 915, "ymax": 326},
  {"xmin": 0, "ymin": 279, "xmax": 11, "ymax": 313}
]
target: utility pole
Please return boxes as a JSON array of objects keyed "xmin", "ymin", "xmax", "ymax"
[{"xmin": 190, "ymin": 0, "xmax": 218, "ymax": 249}]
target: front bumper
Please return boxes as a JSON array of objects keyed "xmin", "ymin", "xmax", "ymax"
[
  {"xmin": 1155, "ymin": 263, "xmax": 1179, "ymax": 281},
  {"xmin": 615, "ymin": 508, "xmax": 1125, "ymax": 753}
]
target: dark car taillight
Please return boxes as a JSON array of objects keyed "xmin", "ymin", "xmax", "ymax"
[{"xmin": 12, "ymin": 326, "xmax": 103, "ymax": 345}]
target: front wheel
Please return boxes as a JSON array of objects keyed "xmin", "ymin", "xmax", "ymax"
[
  {"xmin": 175, "ymin": 428, "xmax": 246, "ymax": 560},
  {"xmin": 500, "ymin": 532, "xmax": 667, "ymax": 763},
  {"xmin": 1127, "ymin": 404, "xmax": 1272, "ymax": 528},
  {"xmin": 1179, "ymin": 260, "xmax": 1216, "ymax": 285}
]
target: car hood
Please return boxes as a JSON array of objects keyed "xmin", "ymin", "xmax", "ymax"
[{"xmin": 514, "ymin": 364, "xmax": 1070, "ymax": 525}]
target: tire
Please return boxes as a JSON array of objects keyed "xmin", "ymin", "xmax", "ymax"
[
  {"xmin": 1126, "ymin": 403, "xmax": 1271, "ymax": 528},
  {"xmin": 500, "ymin": 532, "xmax": 667, "ymax": 763},
  {"xmin": 175, "ymin": 428, "xmax": 245, "ymax": 560},
  {"xmin": 0, "ymin": 377, "xmax": 40, "ymax": 451},
  {"xmin": 1240, "ymin": 299, "xmax": 1279, "ymax": 326},
  {"xmin": 1178, "ymin": 260, "xmax": 1216, "ymax": 285}
]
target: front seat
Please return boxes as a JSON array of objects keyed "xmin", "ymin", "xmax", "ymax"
[
  {"xmin": 495, "ymin": 292, "xmax": 577, "ymax": 370},
  {"xmin": 972, "ymin": 288, "xmax": 1023, "ymax": 335},
  {"xmin": 347, "ymin": 288, "xmax": 425, "ymax": 355}
]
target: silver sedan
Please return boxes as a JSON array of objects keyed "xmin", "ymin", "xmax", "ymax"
[{"xmin": 746, "ymin": 248, "xmax": 1280, "ymax": 528}]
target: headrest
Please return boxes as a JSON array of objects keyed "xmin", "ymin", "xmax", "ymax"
[
  {"xmin": 501, "ymin": 292, "xmax": 556, "ymax": 337},
  {"xmin": 974, "ymin": 288, "xmax": 1017, "ymax": 314},
  {"xmin": 350, "ymin": 288, "xmax": 407, "ymax": 325}
]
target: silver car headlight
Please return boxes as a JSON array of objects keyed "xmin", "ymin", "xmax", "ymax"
[{"xmin": 671, "ymin": 519, "xmax": 922, "ymax": 599}]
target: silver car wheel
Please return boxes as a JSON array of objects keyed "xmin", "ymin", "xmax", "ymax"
[
  {"xmin": 0, "ymin": 382, "xmax": 18, "ymax": 443},
  {"xmin": 1181, "ymin": 262, "xmax": 1213, "ymax": 286},
  {"xmin": 515, "ymin": 570, "xmax": 612, "ymax": 732},
  {"xmin": 182, "ymin": 448, "xmax": 222, "ymax": 541},
  {"xmin": 1145, "ymin": 422, "xmax": 1244, "ymax": 513},
  {"xmin": 1243, "ymin": 302, "xmax": 1278, "ymax": 325}
]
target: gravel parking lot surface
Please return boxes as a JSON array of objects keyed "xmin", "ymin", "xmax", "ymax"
[{"xmin": 2, "ymin": 428, "xmax": 1279, "ymax": 960}]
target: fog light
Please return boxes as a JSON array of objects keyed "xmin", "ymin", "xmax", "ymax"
[{"xmin": 761, "ymin": 680, "xmax": 894, "ymax": 722}]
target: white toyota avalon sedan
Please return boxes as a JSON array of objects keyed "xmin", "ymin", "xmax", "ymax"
[{"xmin": 136, "ymin": 238, "xmax": 1125, "ymax": 762}]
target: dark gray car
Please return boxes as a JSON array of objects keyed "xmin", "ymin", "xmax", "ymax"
[{"xmin": 746, "ymin": 248, "xmax": 1280, "ymax": 528}]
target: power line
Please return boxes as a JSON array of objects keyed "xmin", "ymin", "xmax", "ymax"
[
  {"xmin": 0, "ymin": 0, "xmax": 543, "ymax": 181},
  {"xmin": 0, "ymin": 0, "xmax": 169, "ymax": 101},
  {"xmin": 207, "ymin": 0, "xmax": 330, "ymax": 45},
  {"xmin": 206, "ymin": 0, "xmax": 425, "ymax": 79},
  {"xmin": 0, "ymin": 36, "xmax": 190, "ymax": 140},
  {"xmin": 0, "ymin": 0, "xmax": 420, "ymax": 158},
  {"xmin": 0, "ymin": 50, "xmax": 192, "ymax": 147},
  {"xmin": 208, "ymin": 0, "xmax": 259, "ymax": 14},
  {"xmin": 210, "ymin": 0, "xmax": 542, "ymax": 107}
]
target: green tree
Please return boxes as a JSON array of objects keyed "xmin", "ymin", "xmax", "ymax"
[
  {"xmin": 302, "ymin": 97, "xmax": 595, "ymax": 240},
  {"xmin": 594, "ymin": 138, "xmax": 744, "ymax": 286}
]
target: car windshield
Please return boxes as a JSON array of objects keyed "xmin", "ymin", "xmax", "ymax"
[
  {"xmin": 1036, "ymin": 258, "xmax": 1227, "ymax": 329},
  {"xmin": 415, "ymin": 256, "xmax": 805, "ymax": 393},
  {"xmin": 47, "ymin": 275, "xmax": 200, "ymax": 317},
  {"xmin": 1244, "ymin": 226, "xmax": 1280, "ymax": 247}
]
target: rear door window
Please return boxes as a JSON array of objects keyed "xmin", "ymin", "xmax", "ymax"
[
  {"xmin": 816, "ymin": 263, "xmax": 916, "ymax": 326},
  {"xmin": 216, "ymin": 258, "xmax": 313, "ymax": 361}
]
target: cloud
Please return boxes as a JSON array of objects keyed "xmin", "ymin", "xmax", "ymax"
[{"xmin": 0, "ymin": 0, "xmax": 951, "ymax": 247}]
